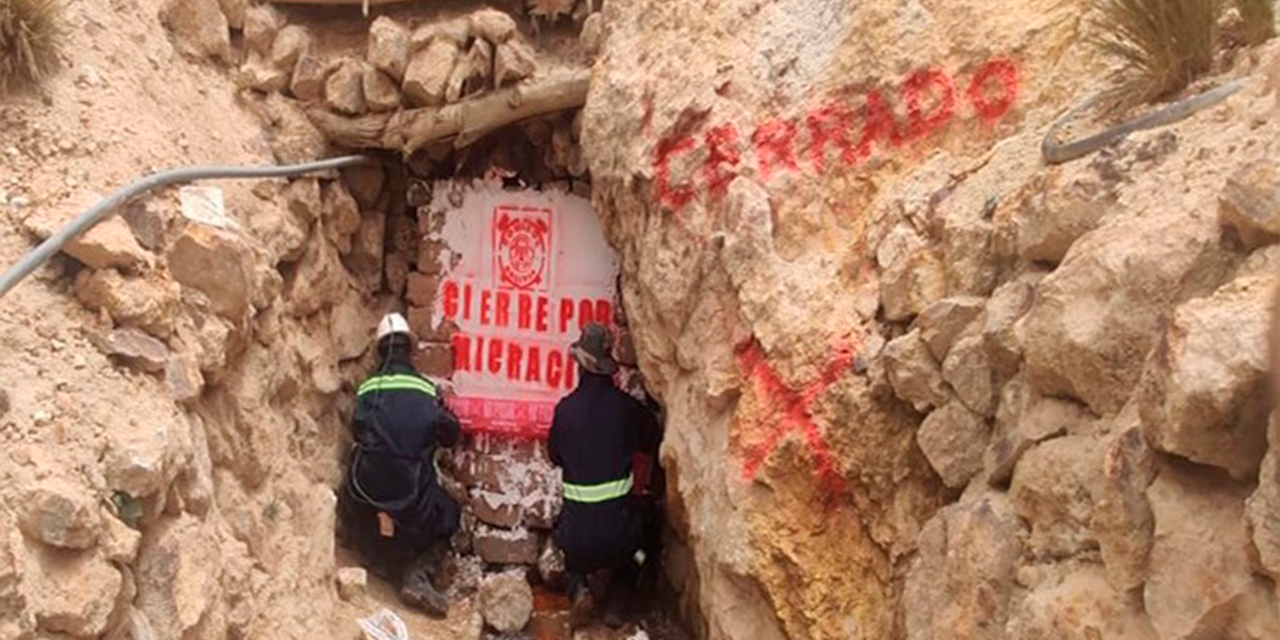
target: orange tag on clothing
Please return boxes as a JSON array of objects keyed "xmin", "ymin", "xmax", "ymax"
[{"xmin": 377, "ymin": 512, "xmax": 395, "ymax": 538}]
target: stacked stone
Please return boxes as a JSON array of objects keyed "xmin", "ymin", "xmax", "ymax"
[
  {"xmin": 446, "ymin": 435, "xmax": 562, "ymax": 567},
  {"xmin": 235, "ymin": 7, "xmax": 537, "ymax": 117}
]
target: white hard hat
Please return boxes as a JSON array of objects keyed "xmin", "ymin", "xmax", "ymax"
[{"xmin": 376, "ymin": 312, "xmax": 412, "ymax": 341}]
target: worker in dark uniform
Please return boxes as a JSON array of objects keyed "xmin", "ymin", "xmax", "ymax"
[
  {"xmin": 549, "ymin": 323, "xmax": 660, "ymax": 626},
  {"xmin": 337, "ymin": 312, "xmax": 460, "ymax": 617}
]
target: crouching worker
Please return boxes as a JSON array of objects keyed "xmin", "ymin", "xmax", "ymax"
[
  {"xmin": 549, "ymin": 323, "xmax": 660, "ymax": 626},
  {"xmin": 338, "ymin": 313, "xmax": 460, "ymax": 616}
]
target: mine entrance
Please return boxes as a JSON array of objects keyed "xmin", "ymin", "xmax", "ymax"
[{"xmin": 331, "ymin": 115, "xmax": 687, "ymax": 640}]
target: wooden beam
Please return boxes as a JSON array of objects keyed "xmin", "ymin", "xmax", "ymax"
[{"xmin": 307, "ymin": 68, "xmax": 591, "ymax": 155}]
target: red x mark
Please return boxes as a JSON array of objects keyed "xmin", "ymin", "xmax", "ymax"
[{"xmin": 736, "ymin": 339, "xmax": 857, "ymax": 495}]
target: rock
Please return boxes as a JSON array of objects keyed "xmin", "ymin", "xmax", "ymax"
[
  {"xmin": 1014, "ymin": 173, "xmax": 1113, "ymax": 264},
  {"xmin": 87, "ymin": 327, "xmax": 169, "ymax": 373},
  {"xmin": 160, "ymin": 0, "xmax": 232, "ymax": 63},
  {"xmin": 363, "ymin": 68, "xmax": 402, "ymax": 112},
  {"xmin": 285, "ymin": 178, "xmax": 323, "ymax": 223},
  {"xmin": 1145, "ymin": 463, "xmax": 1279, "ymax": 640},
  {"xmin": 243, "ymin": 3, "xmax": 283, "ymax": 55},
  {"xmin": 245, "ymin": 192, "xmax": 307, "ymax": 265},
  {"xmin": 1246, "ymin": 416, "xmax": 1280, "ymax": 578},
  {"xmin": 322, "ymin": 181, "xmax": 362, "ymax": 253},
  {"xmin": 984, "ymin": 433, "xmax": 1033, "ymax": 488},
  {"xmin": 17, "ymin": 479, "xmax": 101, "ymax": 549},
  {"xmin": 1010, "ymin": 435, "xmax": 1101, "ymax": 559},
  {"xmin": 386, "ymin": 252, "xmax": 410, "ymax": 297},
  {"xmin": 941, "ymin": 214, "xmax": 996, "ymax": 297},
  {"xmin": 474, "ymin": 524, "xmax": 539, "ymax": 565},
  {"xmin": 479, "ymin": 569, "xmax": 533, "ymax": 633},
  {"xmin": 341, "ymin": 165, "xmax": 386, "ymax": 210},
  {"xmin": 1092, "ymin": 425, "xmax": 1156, "ymax": 592},
  {"xmin": 410, "ymin": 17, "xmax": 471, "ymax": 49},
  {"xmin": 1137, "ymin": 275, "xmax": 1275, "ymax": 479},
  {"xmin": 104, "ymin": 418, "xmax": 177, "ymax": 499},
  {"xmin": 324, "ymin": 59, "xmax": 367, "ymax": 116},
  {"xmin": 1017, "ymin": 395, "xmax": 1090, "ymax": 441},
  {"xmin": 1219, "ymin": 159, "xmax": 1280, "ymax": 249},
  {"xmin": 64, "ymin": 216, "xmax": 152, "ymax": 271},
  {"xmin": 237, "ymin": 52, "xmax": 289, "ymax": 93},
  {"xmin": 290, "ymin": 54, "xmax": 328, "ymax": 101},
  {"xmin": 122, "ymin": 198, "xmax": 180, "ymax": 252},
  {"xmin": 74, "ymin": 270, "xmax": 181, "ymax": 339},
  {"xmin": 904, "ymin": 495, "xmax": 1022, "ymax": 640},
  {"xmin": 406, "ymin": 273, "xmax": 440, "ymax": 308},
  {"xmin": 270, "ymin": 25, "xmax": 313, "ymax": 71},
  {"xmin": 336, "ymin": 567, "xmax": 367, "ymax": 602},
  {"xmin": 168, "ymin": 225, "xmax": 256, "ymax": 320},
  {"xmin": 412, "ymin": 342, "xmax": 454, "ymax": 377},
  {"xmin": 217, "ymin": 0, "xmax": 246, "ymax": 29},
  {"xmin": 446, "ymin": 39, "xmax": 493, "ymax": 103},
  {"xmin": 403, "ymin": 39, "xmax": 459, "ymax": 107},
  {"xmin": 942, "ymin": 332, "xmax": 995, "ymax": 418},
  {"xmin": 914, "ymin": 296, "xmax": 985, "ymax": 361},
  {"xmin": 345, "ymin": 211, "xmax": 386, "ymax": 293},
  {"xmin": 983, "ymin": 274, "xmax": 1038, "ymax": 379},
  {"xmin": 493, "ymin": 39, "xmax": 536, "ymax": 89},
  {"xmin": 329, "ymin": 289, "xmax": 375, "ymax": 360},
  {"xmin": 368, "ymin": 16, "xmax": 410, "ymax": 80},
  {"xmin": 136, "ymin": 516, "xmax": 219, "ymax": 640},
  {"xmin": 164, "ymin": 354, "xmax": 205, "ymax": 404},
  {"xmin": 286, "ymin": 224, "xmax": 348, "ymax": 317},
  {"xmin": 27, "ymin": 549, "xmax": 122, "ymax": 637},
  {"xmin": 916, "ymin": 401, "xmax": 988, "ymax": 489},
  {"xmin": 883, "ymin": 329, "xmax": 951, "ymax": 413},
  {"xmin": 471, "ymin": 8, "xmax": 517, "ymax": 43},
  {"xmin": 101, "ymin": 509, "xmax": 141, "ymax": 563},
  {"xmin": 1019, "ymin": 213, "xmax": 1233, "ymax": 415},
  {"xmin": 263, "ymin": 93, "xmax": 328, "ymax": 165},
  {"xmin": 1005, "ymin": 566, "xmax": 1158, "ymax": 640},
  {"xmin": 472, "ymin": 491, "xmax": 522, "ymax": 529},
  {"xmin": 878, "ymin": 224, "xmax": 947, "ymax": 321}
]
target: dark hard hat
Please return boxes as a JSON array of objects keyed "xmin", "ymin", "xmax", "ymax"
[{"xmin": 570, "ymin": 322, "xmax": 617, "ymax": 375}]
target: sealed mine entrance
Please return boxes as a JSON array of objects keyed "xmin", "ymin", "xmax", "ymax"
[{"xmin": 333, "ymin": 119, "xmax": 685, "ymax": 639}]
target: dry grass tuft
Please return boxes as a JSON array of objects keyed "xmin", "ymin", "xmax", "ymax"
[
  {"xmin": 1236, "ymin": 0, "xmax": 1277, "ymax": 45},
  {"xmin": 0, "ymin": 0, "xmax": 64, "ymax": 93},
  {"xmin": 1092, "ymin": 0, "xmax": 1225, "ymax": 110}
]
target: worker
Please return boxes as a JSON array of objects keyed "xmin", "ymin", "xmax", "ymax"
[
  {"xmin": 337, "ymin": 312, "xmax": 461, "ymax": 617},
  {"xmin": 549, "ymin": 322, "xmax": 660, "ymax": 626}
]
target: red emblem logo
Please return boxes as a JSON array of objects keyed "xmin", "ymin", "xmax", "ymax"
[{"xmin": 494, "ymin": 206, "xmax": 552, "ymax": 291}]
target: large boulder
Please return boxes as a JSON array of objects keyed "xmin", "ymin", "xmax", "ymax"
[
  {"xmin": 168, "ymin": 225, "xmax": 256, "ymax": 320},
  {"xmin": 878, "ymin": 224, "xmax": 947, "ymax": 322},
  {"xmin": 287, "ymin": 226, "xmax": 349, "ymax": 317},
  {"xmin": 1137, "ymin": 275, "xmax": 1275, "ymax": 479},
  {"xmin": 160, "ymin": 0, "xmax": 232, "ymax": 63},
  {"xmin": 942, "ymin": 331, "xmax": 995, "ymax": 418},
  {"xmin": 1011, "ymin": 172, "xmax": 1114, "ymax": 265},
  {"xmin": 1145, "ymin": 463, "xmax": 1279, "ymax": 640},
  {"xmin": 1019, "ymin": 212, "xmax": 1234, "ymax": 415},
  {"xmin": 904, "ymin": 494, "xmax": 1022, "ymax": 640},
  {"xmin": 26, "ymin": 549, "xmax": 122, "ymax": 637},
  {"xmin": 914, "ymin": 296, "xmax": 985, "ymax": 361},
  {"xmin": 1010, "ymin": 435, "xmax": 1101, "ymax": 559}
]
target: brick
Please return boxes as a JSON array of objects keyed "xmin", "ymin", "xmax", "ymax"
[
  {"xmin": 405, "ymin": 272, "xmax": 440, "ymax": 307},
  {"xmin": 474, "ymin": 524, "xmax": 539, "ymax": 565},
  {"xmin": 522, "ymin": 493, "xmax": 560, "ymax": 530},
  {"xmin": 416, "ymin": 240, "xmax": 449, "ymax": 274},
  {"xmin": 472, "ymin": 490, "xmax": 522, "ymax": 528},
  {"xmin": 407, "ymin": 306, "xmax": 455, "ymax": 342},
  {"xmin": 411, "ymin": 342, "xmax": 453, "ymax": 377}
]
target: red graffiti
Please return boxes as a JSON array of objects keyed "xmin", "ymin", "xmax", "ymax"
[
  {"xmin": 752, "ymin": 118, "xmax": 800, "ymax": 182},
  {"xmin": 650, "ymin": 56, "xmax": 1022, "ymax": 213},
  {"xmin": 967, "ymin": 58, "xmax": 1019, "ymax": 122},
  {"xmin": 704, "ymin": 124, "xmax": 743, "ymax": 198},
  {"xmin": 736, "ymin": 339, "xmax": 858, "ymax": 495}
]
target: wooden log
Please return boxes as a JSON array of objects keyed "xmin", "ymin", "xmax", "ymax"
[{"xmin": 307, "ymin": 68, "xmax": 591, "ymax": 155}]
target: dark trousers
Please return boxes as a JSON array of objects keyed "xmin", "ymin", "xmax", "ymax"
[{"xmin": 337, "ymin": 475, "xmax": 459, "ymax": 585}]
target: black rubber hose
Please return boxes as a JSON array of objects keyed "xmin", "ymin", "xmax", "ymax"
[{"xmin": 0, "ymin": 155, "xmax": 377, "ymax": 299}]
